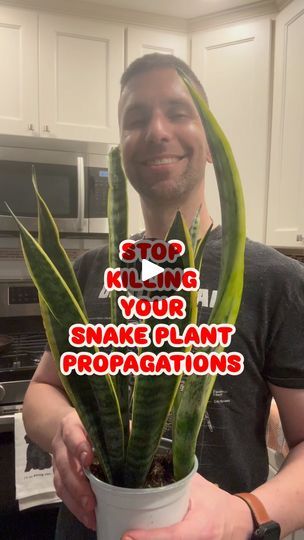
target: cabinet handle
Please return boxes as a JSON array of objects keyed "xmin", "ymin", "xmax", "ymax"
[
  {"xmin": 0, "ymin": 385, "xmax": 6, "ymax": 402},
  {"xmin": 296, "ymin": 234, "xmax": 304, "ymax": 242},
  {"xmin": 43, "ymin": 125, "xmax": 50, "ymax": 133},
  {"xmin": 28, "ymin": 123, "xmax": 34, "ymax": 131},
  {"xmin": 77, "ymin": 157, "xmax": 86, "ymax": 232}
]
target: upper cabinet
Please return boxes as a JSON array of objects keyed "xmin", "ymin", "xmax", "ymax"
[
  {"xmin": 39, "ymin": 15, "xmax": 124, "ymax": 143},
  {"xmin": 266, "ymin": 0, "xmax": 304, "ymax": 248},
  {"xmin": 0, "ymin": 7, "xmax": 124, "ymax": 143},
  {"xmin": 191, "ymin": 20, "xmax": 272, "ymax": 243},
  {"xmin": 0, "ymin": 7, "xmax": 38, "ymax": 136},
  {"xmin": 126, "ymin": 26, "xmax": 188, "ymax": 65}
]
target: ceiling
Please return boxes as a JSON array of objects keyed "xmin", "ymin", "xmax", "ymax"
[{"xmin": 79, "ymin": 0, "xmax": 275, "ymax": 19}]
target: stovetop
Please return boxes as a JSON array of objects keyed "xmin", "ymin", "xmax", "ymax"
[
  {"xmin": 0, "ymin": 331, "xmax": 46, "ymax": 372},
  {"xmin": 0, "ymin": 315, "xmax": 46, "ymax": 382}
]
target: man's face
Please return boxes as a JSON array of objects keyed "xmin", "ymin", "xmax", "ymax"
[{"xmin": 118, "ymin": 68, "xmax": 211, "ymax": 204}]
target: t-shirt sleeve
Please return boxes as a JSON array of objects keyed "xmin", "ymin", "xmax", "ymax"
[{"xmin": 263, "ymin": 258, "xmax": 304, "ymax": 388}]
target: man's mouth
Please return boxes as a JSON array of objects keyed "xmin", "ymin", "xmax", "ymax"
[{"xmin": 143, "ymin": 156, "xmax": 185, "ymax": 166}]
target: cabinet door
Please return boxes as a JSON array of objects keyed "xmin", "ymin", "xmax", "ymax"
[
  {"xmin": 0, "ymin": 7, "xmax": 38, "ymax": 136},
  {"xmin": 127, "ymin": 26, "xmax": 188, "ymax": 65},
  {"xmin": 39, "ymin": 15, "xmax": 124, "ymax": 143},
  {"xmin": 266, "ymin": 0, "xmax": 304, "ymax": 247},
  {"xmin": 191, "ymin": 20, "xmax": 272, "ymax": 243}
]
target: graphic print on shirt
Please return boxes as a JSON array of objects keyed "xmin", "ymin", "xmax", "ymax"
[{"xmin": 195, "ymin": 389, "xmax": 231, "ymax": 476}]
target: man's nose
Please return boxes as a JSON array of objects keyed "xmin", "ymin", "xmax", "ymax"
[{"xmin": 144, "ymin": 112, "xmax": 171, "ymax": 143}]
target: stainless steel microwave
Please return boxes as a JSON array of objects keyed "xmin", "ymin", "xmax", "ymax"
[{"xmin": 0, "ymin": 136, "xmax": 113, "ymax": 235}]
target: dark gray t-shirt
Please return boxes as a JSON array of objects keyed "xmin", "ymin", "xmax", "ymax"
[{"xmin": 72, "ymin": 226, "xmax": 304, "ymax": 493}]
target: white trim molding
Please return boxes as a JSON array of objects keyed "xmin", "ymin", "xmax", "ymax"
[
  {"xmin": 0, "ymin": 0, "xmax": 297, "ymax": 35},
  {"xmin": 188, "ymin": 0, "xmax": 278, "ymax": 32}
]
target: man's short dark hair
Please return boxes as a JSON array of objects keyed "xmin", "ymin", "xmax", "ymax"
[{"xmin": 120, "ymin": 53, "xmax": 208, "ymax": 104}]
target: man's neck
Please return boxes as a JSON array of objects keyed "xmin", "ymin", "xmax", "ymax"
[{"xmin": 140, "ymin": 185, "xmax": 213, "ymax": 240}]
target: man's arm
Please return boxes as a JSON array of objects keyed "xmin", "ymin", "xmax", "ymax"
[
  {"xmin": 22, "ymin": 352, "xmax": 96, "ymax": 530},
  {"xmin": 23, "ymin": 351, "xmax": 73, "ymax": 452},
  {"xmin": 252, "ymin": 384, "xmax": 304, "ymax": 538}
]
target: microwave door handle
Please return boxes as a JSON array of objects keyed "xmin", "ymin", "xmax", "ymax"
[{"xmin": 77, "ymin": 157, "xmax": 86, "ymax": 232}]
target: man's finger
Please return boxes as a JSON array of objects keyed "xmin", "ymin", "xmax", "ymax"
[
  {"xmin": 121, "ymin": 522, "xmax": 184, "ymax": 540},
  {"xmin": 121, "ymin": 512, "xmax": 206, "ymax": 540},
  {"xmin": 53, "ymin": 444, "xmax": 96, "ymax": 512},
  {"xmin": 54, "ymin": 474, "xmax": 96, "ymax": 531},
  {"xmin": 60, "ymin": 414, "xmax": 93, "ymax": 463}
]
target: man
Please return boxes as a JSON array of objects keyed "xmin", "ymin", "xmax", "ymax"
[{"xmin": 23, "ymin": 54, "xmax": 304, "ymax": 539}]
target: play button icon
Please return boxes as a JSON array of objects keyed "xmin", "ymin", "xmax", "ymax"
[
  {"xmin": 119, "ymin": 237, "xmax": 187, "ymax": 300},
  {"xmin": 141, "ymin": 259, "xmax": 164, "ymax": 282}
]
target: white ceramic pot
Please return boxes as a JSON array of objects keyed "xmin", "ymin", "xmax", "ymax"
[{"xmin": 85, "ymin": 440, "xmax": 198, "ymax": 540}]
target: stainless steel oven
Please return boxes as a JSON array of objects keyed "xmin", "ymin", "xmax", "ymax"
[
  {"xmin": 0, "ymin": 278, "xmax": 60, "ymax": 523},
  {"xmin": 0, "ymin": 279, "xmax": 44, "ymax": 434},
  {"xmin": 0, "ymin": 135, "xmax": 112, "ymax": 236}
]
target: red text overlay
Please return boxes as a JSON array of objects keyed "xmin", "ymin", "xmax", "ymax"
[
  {"xmin": 119, "ymin": 239, "xmax": 184, "ymax": 263},
  {"xmin": 59, "ymin": 238, "xmax": 244, "ymax": 377},
  {"xmin": 60, "ymin": 350, "xmax": 244, "ymax": 376},
  {"xmin": 104, "ymin": 267, "xmax": 199, "ymax": 292},
  {"xmin": 68, "ymin": 322, "xmax": 235, "ymax": 348},
  {"xmin": 117, "ymin": 295, "xmax": 186, "ymax": 319}
]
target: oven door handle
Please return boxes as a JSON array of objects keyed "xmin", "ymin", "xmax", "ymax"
[
  {"xmin": 0, "ymin": 414, "xmax": 14, "ymax": 433},
  {"xmin": 77, "ymin": 157, "xmax": 87, "ymax": 233}
]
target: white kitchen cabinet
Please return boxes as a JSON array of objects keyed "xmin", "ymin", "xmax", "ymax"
[
  {"xmin": 39, "ymin": 14, "xmax": 124, "ymax": 143},
  {"xmin": 266, "ymin": 0, "xmax": 304, "ymax": 248},
  {"xmin": 191, "ymin": 20, "xmax": 272, "ymax": 243},
  {"xmin": 126, "ymin": 26, "xmax": 188, "ymax": 65},
  {"xmin": 0, "ymin": 9, "xmax": 124, "ymax": 143},
  {"xmin": 0, "ymin": 6, "xmax": 38, "ymax": 136}
]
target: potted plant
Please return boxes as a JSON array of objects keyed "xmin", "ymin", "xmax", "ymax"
[{"xmin": 8, "ymin": 72, "xmax": 246, "ymax": 540}]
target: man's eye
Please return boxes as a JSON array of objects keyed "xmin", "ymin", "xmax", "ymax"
[
  {"xmin": 169, "ymin": 112, "xmax": 188, "ymax": 120},
  {"xmin": 126, "ymin": 119, "xmax": 144, "ymax": 129},
  {"xmin": 124, "ymin": 115, "xmax": 147, "ymax": 129}
]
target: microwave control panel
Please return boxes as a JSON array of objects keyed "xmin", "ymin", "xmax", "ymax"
[{"xmin": 9, "ymin": 286, "xmax": 38, "ymax": 305}]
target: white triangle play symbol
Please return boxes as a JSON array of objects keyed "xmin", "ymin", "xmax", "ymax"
[{"xmin": 141, "ymin": 259, "xmax": 164, "ymax": 281}]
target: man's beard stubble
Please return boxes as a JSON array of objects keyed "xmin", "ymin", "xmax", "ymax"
[{"xmin": 128, "ymin": 166, "xmax": 204, "ymax": 206}]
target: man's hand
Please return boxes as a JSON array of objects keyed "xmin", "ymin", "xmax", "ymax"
[
  {"xmin": 121, "ymin": 473, "xmax": 253, "ymax": 540},
  {"xmin": 52, "ymin": 409, "xmax": 96, "ymax": 530}
]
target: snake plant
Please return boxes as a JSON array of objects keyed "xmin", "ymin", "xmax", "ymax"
[{"xmin": 8, "ymin": 71, "xmax": 245, "ymax": 488}]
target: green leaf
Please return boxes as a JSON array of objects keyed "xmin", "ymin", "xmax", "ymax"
[
  {"xmin": 108, "ymin": 146, "xmax": 130, "ymax": 453},
  {"xmin": 7, "ymin": 196, "xmax": 125, "ymax": 485},
  {"xmin": 172, "ymin": 71, "xmax": 246, "ymax": 480},
  {"xmin": 124, "ymin": 211, "xmax": 198, "ymax": 487},
  {"xmin": 189, "ymin": 205, "xmax": 201, "ymax": 249},
  {"xmin": 32, "ymin": 166, "xmax": 86, "ymax": 311}
]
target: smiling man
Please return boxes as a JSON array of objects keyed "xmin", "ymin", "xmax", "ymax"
[
  {"xmin": 22, "ymin": 54, "xmax": 304, "ymax": 540},
  {"xmin": 119, "ymin": 68, "xmax": 211, "ymax": 200},
  {"xmin": 118, "ymin": 61, "xmax": 212, "ymax": 241}
]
